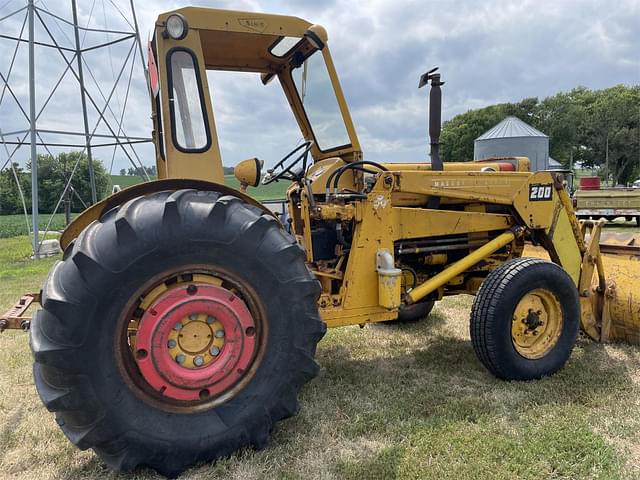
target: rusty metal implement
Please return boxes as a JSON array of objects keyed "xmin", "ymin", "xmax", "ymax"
[{"xmin": 0, "ymin": 293, "xmax": 39, "ymax": 333}]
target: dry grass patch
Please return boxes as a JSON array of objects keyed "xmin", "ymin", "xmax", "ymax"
[{"xmin": 1, "ymin": 236, "xmax": 640, "ymax": 479}]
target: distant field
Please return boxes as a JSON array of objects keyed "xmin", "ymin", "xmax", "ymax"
[
  {"xmin": 110, "ymin": 174, "xmax": 147, "ymax": 189},
  {"xmin": 0, "ymin": 213, "xmax": 70, "ymax": 239}
]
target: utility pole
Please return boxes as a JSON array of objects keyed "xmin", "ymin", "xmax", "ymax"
[
  {"xmin": 0, "ymin": 0, "xmax": 152, "ymax": 258},
  {"xmin": 62, "ymin": 157, "xmax": 71, "ymax": 226},
  {"xmin": 605, "ymin": 133, "xmax": 609, "ymax": 187},
  {"xmin": 71, "ymin": 0, "xmax": 97, "ymax": 204},
  {"xmin": 28, "ymin": 0, "xmax": 39, "ymax": 258},
  {"xmin": 130, "ymin": 0, "xmax": 149, "ymax": 90},
  {"xmin": 569, "ymin": 148, "xmax": 574, "ymax": 193}
]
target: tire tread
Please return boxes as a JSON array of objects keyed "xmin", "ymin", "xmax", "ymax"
[{"xmin": 30, "ymin": 189, "xmax": 325, "ymax": 476}]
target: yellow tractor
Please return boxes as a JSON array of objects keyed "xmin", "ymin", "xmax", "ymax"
[{"xmin": 2, "ymin": 6, "xmax": 639, "ymax": 477}]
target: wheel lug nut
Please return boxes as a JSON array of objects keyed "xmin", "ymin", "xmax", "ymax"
[
  {"xmin": 174, "ymin": 322, "xmax": 183, "ymax": 331},
  {"xmin": 189, "ymin": 314, "xmax": 198, "ymax": 321},
  {"xmin": 193, "ymin": 355, "xmax": 204, "ymax": 367},
  {"xmin": 215, "ymin": 330, "xmax": 225, "ymax": 338},
  {"xmin": 167, "ymin": 339, "xmax": 177, "ymax": 348},
  {"xmin": 207, "ymin": 316, "xmax": 215, "ymax": 324},
  {"xmin": 210, "ymin": 346, "xmax": 220, "ymax": 356},
  {"xmin": 176, "ymin": 354, "xmax": 186, "ymax": 364}
]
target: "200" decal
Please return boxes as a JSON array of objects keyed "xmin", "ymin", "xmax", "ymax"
[{"xmin": 529, "ymin": 184, "xmax": 553, "ymax": 201}]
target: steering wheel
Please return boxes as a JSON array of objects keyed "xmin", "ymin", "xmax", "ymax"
[{"xmin": 262, "ymin": 141, "xmax": 313, "ymax": 185}]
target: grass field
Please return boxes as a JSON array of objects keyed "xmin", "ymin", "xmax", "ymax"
[
  {"xmin": 0, "ymin": 213, "xmax": 71, "ymax": 239},
  {"xmin": 2, "ymin": 235, "xmax": 640, "ymax": 479},
  {"xmin": 110, "ymin": 174, "xmax": 147, "ymax": 189}
]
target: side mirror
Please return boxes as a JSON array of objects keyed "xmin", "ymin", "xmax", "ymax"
[{"xmin": 234, "ymin": 158, "xmax": 263, "ymax": 193}]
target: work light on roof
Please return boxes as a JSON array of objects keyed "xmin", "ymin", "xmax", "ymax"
[
  {"xmin": 304, "ymin": 24, "xmax": 328, "ymax": 50},
  {"xmin": 165, "ymin": 14, "xmax": 189, "ymax": 40}
]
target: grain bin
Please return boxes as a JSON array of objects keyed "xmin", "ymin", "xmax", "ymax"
[{"xmin": 474, "ymin": 116, "xmax": 549, "ymax": 171}]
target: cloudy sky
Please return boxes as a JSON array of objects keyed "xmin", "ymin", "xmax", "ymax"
[{"xmin": 0, "ymin": 0, "xmax": 638, "ymax": 176}]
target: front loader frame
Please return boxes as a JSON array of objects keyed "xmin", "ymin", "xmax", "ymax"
[{"xmin": 296, "ymin": 165, "xmax": 602, "ymax": 330}]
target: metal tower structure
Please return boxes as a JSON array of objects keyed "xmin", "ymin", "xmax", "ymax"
[{"xmin": 0, "ymin": 0, "xmax": 152, "ymax": 257}]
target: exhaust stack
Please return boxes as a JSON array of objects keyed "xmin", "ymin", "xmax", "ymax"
[
  {"xmin": 418, "ymin": 67, "xmax": 445, "ymax": 171},
  {"xmin": 419, "ymin": 67, "xmax": 445, "ymax": 208}
]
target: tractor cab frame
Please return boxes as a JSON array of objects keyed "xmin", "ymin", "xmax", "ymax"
[{"xmin": 149, "ymin": 7, "xmax": 362, "ymax": 183}]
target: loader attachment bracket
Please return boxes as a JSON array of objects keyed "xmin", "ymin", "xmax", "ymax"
[
  {"xmin": 0, "ymin": 293, "xmax": 39, "ymax": 333},
  {"xmin": 577, "ymin": 219, "xmax": 607, "ymax": 342}
]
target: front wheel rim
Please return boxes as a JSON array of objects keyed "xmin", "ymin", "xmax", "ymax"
[{"xmin": 511, "ymin": 288, "xmax": 563, "ymax": 360}]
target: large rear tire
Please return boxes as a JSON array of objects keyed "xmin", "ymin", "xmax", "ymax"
[
  {"xmin": 470, "ymin": 257, "xmax": 579, "ymax": 380},
  {"xmin": 30, "ymin": 190, "xmax": 325, "ymax": 477}
]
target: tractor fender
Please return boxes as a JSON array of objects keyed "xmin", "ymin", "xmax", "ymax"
[{"xmin": 59, "ymin": 178, "xmax": 277, "ymax": 251}]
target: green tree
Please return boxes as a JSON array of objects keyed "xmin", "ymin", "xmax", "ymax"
[
  {"xmin": 25, "ymin": 152, "xmax": 110, "ymax": 213},
  {"xmin": 575, "ymin": 85, "xmax": 640, "ymax": 185},
  {"xmin": 440, "ymin": 85, "xmax": 639, "ymax": 184},
  {"xmin": 440, "ymin": 105, "xmax": 502, "ymax": 161},
  {"xmin": 440, "ymin": 98, "xmax": 539, "ymax": 162},
  {"xmin": 531, "ymin": 88, "xmax": 584, "ymax": 167},
  {"xmin": 126, "ymin": 165, "xmax": 156, "ymax": 177},
  {"xmin": 0, "ymin": 163, "xmax": 30, "ymax": 215}
]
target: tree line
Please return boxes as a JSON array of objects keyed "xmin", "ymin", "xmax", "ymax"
[
  {"xmin": 0, "ymin": 152, "xmax": 238, "ymax": 216},
  {"xmin": 0, "ymin": 152, "xmax": 109, "ymax": 215},
  {"xmin": 119, "ymin": 165, "xmax": 157, "ymax": 176},
  {"xmin": 440, "ymin": 85, "xmax": 639, "ymax": 185}
]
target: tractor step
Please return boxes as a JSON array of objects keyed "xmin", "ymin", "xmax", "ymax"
[{"xmin": 0, "ymin": 293, "xmax": 39, "ymax": 333}]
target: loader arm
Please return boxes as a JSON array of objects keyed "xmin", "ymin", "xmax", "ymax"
[{"xmin": 297, "ymin": 159, "xmax": 640, "ymax": 346}]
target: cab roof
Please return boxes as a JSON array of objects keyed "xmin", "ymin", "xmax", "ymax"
[{"xmin": 156, "ymin": 7, "xmax": 314, "ymax": 73}]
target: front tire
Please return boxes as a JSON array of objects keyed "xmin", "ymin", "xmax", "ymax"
[
  {"xmin": 30, "ymin": 190, "xmax": 325, "ymax": 477},
  {"xmin": 470, "ymin": 257, "xmax": 579, "ymax": 380}
]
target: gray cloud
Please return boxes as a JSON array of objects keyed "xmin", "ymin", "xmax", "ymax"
[{"xmin": 1, "ymin": 0, "xmax": 638, "ymax": 173}]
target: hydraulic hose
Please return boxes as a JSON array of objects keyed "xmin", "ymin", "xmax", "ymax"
[{"xmin": 326, "ymin": 161, "xmax": 389, "ymax": 197}]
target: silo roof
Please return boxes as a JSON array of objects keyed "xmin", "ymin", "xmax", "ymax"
[{"xmin": 476, "ymin": 116, "xmax": 548, "ymax": 140}]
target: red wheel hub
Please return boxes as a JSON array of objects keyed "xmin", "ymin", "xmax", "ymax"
[{"xmin": 134, "ymin": 282, "xmax": 257, "ymax": 401}]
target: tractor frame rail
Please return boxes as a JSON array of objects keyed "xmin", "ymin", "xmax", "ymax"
[{"xmin": 0, "ymin": 293, "xmax": 39, "ymax": 333}]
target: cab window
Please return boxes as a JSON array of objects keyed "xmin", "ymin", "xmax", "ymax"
[{"xmin": 167, "ymin": 49, "xmax": 210, "ymax": 152}]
